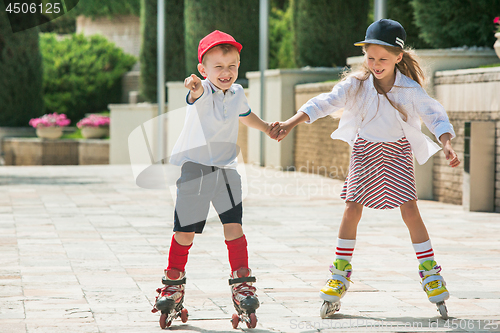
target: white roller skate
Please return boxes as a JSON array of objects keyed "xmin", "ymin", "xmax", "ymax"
[
  {"xmin": 229, "ymin": 267, "xmax": 259, "ymax": 329},
  {"xmin": 152, "ymin": 269, "xmax": 188, "ymax": 328},
  {"xmin": 319, "ymin": 259, "xmax": 352, "ymax": 319},
  {"xmin": 419, "ymin": 260, "xmax": 449, "ymax": 319}
]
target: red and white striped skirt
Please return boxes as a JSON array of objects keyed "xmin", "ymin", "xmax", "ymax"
[{"xmin": 340, "ymin": 136, "xmax": 417, "ymax": 209}]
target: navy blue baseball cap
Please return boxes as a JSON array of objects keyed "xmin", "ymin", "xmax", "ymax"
[{"xmin": 355, "ymin": 19, "xmax": 406, "ymax": 49}]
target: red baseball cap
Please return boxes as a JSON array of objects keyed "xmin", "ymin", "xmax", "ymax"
[{"xmin": 198, "ymin": 30, "xmax": 243, "ymax": 63}]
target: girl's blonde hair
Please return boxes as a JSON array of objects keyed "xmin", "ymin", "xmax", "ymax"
[{"xmin": 334, "ymin": 44, "xmax": 425, "ymax": 121}]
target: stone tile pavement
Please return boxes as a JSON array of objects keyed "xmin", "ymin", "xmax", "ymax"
[{"xmin": 0, "ymin": 164, "xmax": 499, "ymax": 333}]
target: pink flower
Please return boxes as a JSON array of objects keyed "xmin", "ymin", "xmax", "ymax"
[
  {"xmin": 77, "ymin": 114, "xmax": 110, "ymax": 129},
  {"xmin": 494, "ymin": 17, "xmax": 500, "ymax": 24},
  {"xmin": 29, "ymin": 113, "xmax": 71, "ymax": 128}
]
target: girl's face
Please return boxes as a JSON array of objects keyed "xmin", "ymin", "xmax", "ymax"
[{"xmin": 365, "ymin": 44, "xmax": 403, "ymax": 86}]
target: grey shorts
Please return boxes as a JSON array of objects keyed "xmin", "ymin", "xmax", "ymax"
[{"xmin": 173, "ymin": 162, "xmax": 242, "ymax": 233}]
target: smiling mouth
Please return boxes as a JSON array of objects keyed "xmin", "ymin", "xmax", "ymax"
[
  {"xmin": 374, "ymin": 69, "xmax": 384, "ymax": 75},
  {"xmin": 219, "ymin": 78, "xmax": 231, "ymax": 83}
]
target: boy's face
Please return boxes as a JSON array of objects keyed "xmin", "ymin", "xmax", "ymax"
[{"xmin": 197, "ymin": 47, "xmax": 240, "ymax": 91}]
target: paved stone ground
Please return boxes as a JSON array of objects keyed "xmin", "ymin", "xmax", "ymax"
[{"xmin": 1, "ymin": 164, "xmax": 499, "ymax": 333}]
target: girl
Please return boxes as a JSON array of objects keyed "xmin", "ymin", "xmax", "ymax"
[{"xmin": 274, "ymin": 19, "xmax": 459, "ymax": 319}]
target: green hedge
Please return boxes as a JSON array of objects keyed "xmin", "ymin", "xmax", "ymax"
[
  {"xmin": 0, "ymin": 2, "xmax": 44, "ymax": 127},
  {"xmin": 40, "ymin": 33, "xmax": 136, "ymax": 123},
  {"xmin": 412, "ymin": 0, "xmax": 500, "ymax": 48},
  {"xmin": 293, "ymin": 0, "xmax": 370, "ymax": 67},
  {"xmin": 184, "ymin": 0, "xmax": 259, "ymax": 83},
  {"xmin": 139, "ymin": 0, "xmax": 185, "ymax": 102}
]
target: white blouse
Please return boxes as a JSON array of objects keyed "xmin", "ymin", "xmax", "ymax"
[
  {"xmin": 298, "ymin": 69, "xmax": 456, "ymax": 165},
  {"xmin": 358, "ymin": 93, "xmax": 405, "ymax": 142}
]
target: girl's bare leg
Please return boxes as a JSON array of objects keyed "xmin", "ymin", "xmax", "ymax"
[
  {"xmin": 400, "ymin": 200, "xmax": 429, "ymax": 243},
  {"xmin": 338, "ymin": 201, "xmax": 364, "ymax": 240}
]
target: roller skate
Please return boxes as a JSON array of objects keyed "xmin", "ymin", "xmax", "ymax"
[
  {"xmin": 419, "ymin": 260, "xmax": 449, "ymax": 319},
  {"xmin": 319, "ymin": 259, "xmax": 352, "ymax": 319},
  {"xmin": 151, "ymin": 269, "xmax": 188, "ymax": 328},
  {"xmin": 229, "ymin": 267, "xmax": 259, "ymax": 329}
]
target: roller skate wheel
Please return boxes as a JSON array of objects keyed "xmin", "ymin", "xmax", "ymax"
[
  {"xmin": 320, "ymin": 301, "xmax": 340, "ymax": 319},
  {"xmin": 437, "ymin": 302, "xmax": 448, "ymax": 320},
  {"xmin": 245, "ymin": 312, "xmax": 257, "ymax": 329},
  {"xmin": 159, "ymin": 313, "xmax": 171, "ymax": 329},
  {"xmin": 180, "ymin": 308, "xmax": 189, "ymax": 323},
  {"xmin": 231, "ymin": 313, "xmax": 240, "ymax": 329}
]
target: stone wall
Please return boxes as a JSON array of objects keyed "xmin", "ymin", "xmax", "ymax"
[
  {"xmin": 78, "ymin": 140, "xmax": 110, "ymax": 165},
  {"xmin": 2, "ymin": 138, "xmax": 109, "ymax": 166},
  {"xmin": 294, "ymin": 82, "xmax": 351, "ymax": 179},
  {"xmin": 76, "ymin": 15, "xmax": 141, "ymax": 60},
  {"xmin": 434, "ymin": 67, "xmax": 500, "ymax": 211}
]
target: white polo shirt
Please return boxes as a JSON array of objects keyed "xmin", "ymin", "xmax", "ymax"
[{"xmin": 169, "ymin": 79, "xmax": 251, "ymax": 168}]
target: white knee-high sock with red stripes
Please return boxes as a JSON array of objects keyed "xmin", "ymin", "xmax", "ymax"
[
  {"xmin": 335, "ymin": 238, "xmax": 356, "ymax": 262},
  {"xmin": 413, "ymin": 239, "xmax": 434, "ymax": 264}
]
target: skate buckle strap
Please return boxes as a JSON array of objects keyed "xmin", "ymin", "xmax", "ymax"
[
  {"xmin": 228, "ymin": 276, "xmax": 256, "ymax": 285},
  {"xmin": 329, "ymin": 265, "xmax": 352, "ymax": 280},
  {"xmin": 162, "ymin": 276, "xmax": 186, "ymax": 285},
  {"xmin": 421, "ymin": 274, "xmax": 445, "ymax": 291},
  {"xmin": 419, "ymin": 265, "xmax": 442, "ymax": 279}
]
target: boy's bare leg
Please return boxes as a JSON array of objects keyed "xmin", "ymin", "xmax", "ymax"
[
  {"xmin": 338, "ymin": 201, "xmax": 363, "ymax": 240},
  {"xmin": 400, "ymin": 200, "xmax": 429, "ymax": 243},
  {"xmin": 223, "ymin": 223, "xmax": 244, "ymax": 241},
  {"xmin": 174, "ymin": 231, "xmax": 195, "ymax": 246}
]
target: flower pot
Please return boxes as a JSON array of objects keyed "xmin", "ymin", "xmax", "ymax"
[
  {"xmin": 495, "ymin": 33, "xmax": 500, "ymax": 59},
  {"xmin": 81, "ymin": 127, "xmax": 109, "ymax": 139},
  {"xmin": 36, "ymin": 126, "xmax": 63, "ymax": 140}
]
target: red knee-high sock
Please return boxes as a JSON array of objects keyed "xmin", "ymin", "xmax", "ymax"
[
  {"xmin": 166, "ymin": 234, "xmax": 192, "ymax": 272},
  {"xmin": 225, "ymin": 235, "xmax": 248, "ymax": 272}
]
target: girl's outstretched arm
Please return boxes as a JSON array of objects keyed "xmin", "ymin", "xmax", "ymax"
[
  {"xmin": 275, "ymin": 112, "xmax": 311, "ymax": 142},
  {"xmin": 439, "ymin": 133, "xmax": 460, "ymax": 168}
]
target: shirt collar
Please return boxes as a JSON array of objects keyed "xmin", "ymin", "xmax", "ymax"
[
  {"xmin": 369, "ymin": 67, "xmax": 403, "ymax": 90},
  {"xmin": 206, "ymin": 79, "xmax": 236, "ymax": 95}
]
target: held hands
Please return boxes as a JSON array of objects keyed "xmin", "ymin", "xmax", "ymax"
[{"xmin": 268, "ymin": 122, "xmax": 289, "ymax": 142}]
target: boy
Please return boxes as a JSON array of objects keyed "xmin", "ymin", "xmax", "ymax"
[{"xmin": 152, "ymin": 30, "xmax": 280, "ymax": 328}]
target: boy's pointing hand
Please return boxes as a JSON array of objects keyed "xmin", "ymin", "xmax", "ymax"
[
  {"xmin": 185, "ymin": 74, "xmax": 203, "ymax": 103},
  {"xmin": 184, "ymin": 74, "xmax": 202, "ymax": 93}
]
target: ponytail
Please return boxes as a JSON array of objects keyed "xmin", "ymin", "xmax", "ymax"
[{"xmin": 395, "ymin": 48, "xmax": 425, "ymax": 87}]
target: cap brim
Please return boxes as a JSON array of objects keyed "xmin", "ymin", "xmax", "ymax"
[{"xmin": 354, "ymin": 39, "xmax": 396, "ymax": 47}]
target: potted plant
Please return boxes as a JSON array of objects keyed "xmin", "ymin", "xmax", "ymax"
[
  {"xmin": 77, "ymin": 114, "xmax": 110, "ymax": 139},
  {"xmin": 29, "ymin": 113, "xmax": 71, "ymax": 139},
  {"xmin": 495, "ymin": 17, "xmax": 500, "ymax": 59}
]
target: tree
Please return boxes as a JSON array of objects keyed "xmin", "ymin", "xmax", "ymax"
[
  {"xmin": 184, "ymin": 0, "xmax": 259, "ymax": 83},
  {"xmin": 412, "ymin": 0, "xmax": 500, "ymax": 48},
  {"xmin": 387, "ymin": 0, "xmax": 430, "ymax": 49},
  {"xmin": 293, "ymin": 0, "xmax": 370, "ymax": 67},
  {"xmin": 0, "ymin": 2, "xmax": 44, "ymax": 127},
  {"xmin": 140, "ymin": 0, "xmax": 185, "ymax": 102},
  {"xmin": 269, "ymin": 3, "xmax": 296, "ymax": 69}
]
